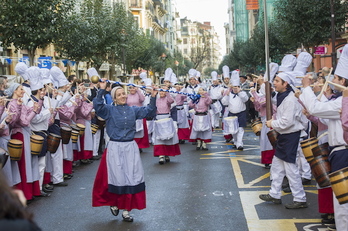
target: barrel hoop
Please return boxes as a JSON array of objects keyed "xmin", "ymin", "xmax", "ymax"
[
  {"xmin": 330, "ymin": 175, "xmax": 348, "ymax": 185},
  {"xmin": 336, "ymin": 192, "xmax": 348, "ymax": 199}
]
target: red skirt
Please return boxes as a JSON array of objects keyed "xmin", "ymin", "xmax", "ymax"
[
  {"xmin": 134, "ymin": 118, "xmax": 150, "ymax": 149},
  {"xmin": 92, "ymin": 149, "xmax": 146, "ymax": 211},
  {"xmin": 178, "ymin": 128, "xmax": 190, "ymax": 140},
  {"xmin": 63, "ymin": 159, "xmax": 73, "ymax": 174},
  {"xmin": 12, "ymin": 132, "xmax": 40, "ymax": 200},
  {"xmin": 261, "ymin": 150, "xmax": 275, "ymax": 164},
  {"xmin": 318, "ymin": 187, "xmax": 334, "ymax": 213},
  {"xmin": 154, "ymin": 144, "xmax": 181, "ymax": 157},
  {"xmin": 76, "ymin": 134, "xmax": 93, "ymax": 160}
]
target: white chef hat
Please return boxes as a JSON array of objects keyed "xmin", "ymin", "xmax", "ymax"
[
  {"xmin": 230, "ymin": 70, "xmax": 240, "ymax": 86},
  {"xmin": 50, "ymin": 66, "xmax": 69, "ymax": 88},
  {"xmin": 40, "ymin": 68, "xmax": 52, "ymax": 85},
  {"xmin": 171, "ymin": 73, "xmax": 177, "ymax": 85},
  {"xmin": 222, "ymin": 65, "xmax": 230, "ymax": 79},
  {"xmin": 265, "ymin": 62, "xmax": 279, "ymax": 82},
  {"xmin": 139, "ymin": 72, "xmax": 147, "ymax": 80},
  {"xmin": 211, "ymin": 71, "xmax": 218, "ymax": 80},
  {"xmin": 293, "ymin": 52, "xmax": 312, "ymax": 75},
  {"xmin": 279, "ymin": 55, "xmax": 297, "ymax": 72},
  {"xmin": 27, "ymin": 66, "xmax": 44, "ymax": 91},
  {"xmin": 335, "ymin": 44, "xmax": 348, "ymax": 79},
  {"xmin": 188, "ymin": 69, "xmax": 197, "ymax": 79},
  {"xmin": 15, "ymin": 62, "xmax": 29, "ymax": 81},
  {"xmin": 164, "ymin": 68, "xmax": 173, "ymax": 82},
  {"xmin": 87, "ymin": 67, "xmax": 100, "ymax": 78},
  {"xmin": 143, "ymin": 78, "xmax": 152, "ymax": 87},
  {"xmin": 277, "ymin": 72, "xmax": 293, "ymax": 86},
  {"xmin": 196, "ymin": 71, "xmax": 201, "ymax": 78}
]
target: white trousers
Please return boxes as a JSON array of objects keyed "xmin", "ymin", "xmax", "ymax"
[
  {"xmin": 269, "ymin": 156, "xmax": 306, "ymax": 202},
  {"xmin": 51, "ymin": 142, "xmax": 64, "ymax": 184},
  {"xmin": 93, "ymin": 129, "xmax": 101, "ymax": 156},
  {"xmin": 232, "ymin": 127, "xmax": 244, "ymax": 148},
  {"xmin": 38, "ymin": 156, "xmax": 46, "ymax": 190},
  {"xmin": 296, "ymin": 146, "xmax": 312, "ymax": 180},
  {"xmin": 333, "ymin": 193, "xmax": 348, "ymax": 231}
]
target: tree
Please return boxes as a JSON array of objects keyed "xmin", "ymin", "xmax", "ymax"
[
  {"xmin": 190, "ymin": 29, "xmax": 211, "ymax": 69},
  {"xmin": 274, "ymin": 0, "xmax": 348, "ymax": 50},
  {"xmin": 0, "ymin": 0, "xmax": 75, "ymax": 66}
]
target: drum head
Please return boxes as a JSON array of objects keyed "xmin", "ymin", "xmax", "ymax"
[
  {"xmin": 49, "ymin": 133, "xmax": 61, "ymax": 138},
  {"xmin": 31, "ymin": 134, "xmax": 44, "ymax": 141},
  {"xmin": 61, "ymin": 126, "xmax": 72, "ymax": 132},
  {"xmin": 76, "ymin": 123, "xmax": 86, "ymax": 129},
  {"xmin": 9, "ymin": 139, "xmax": 23, "ymax": 145},
  {"xmin": 70, "ymin": 125, "xmax": 80, "ymax": 131}
]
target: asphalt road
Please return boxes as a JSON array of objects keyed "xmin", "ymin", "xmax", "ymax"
[{"xmin": 27, "ymin": 127, "xmax": 329, "ymax": 231}]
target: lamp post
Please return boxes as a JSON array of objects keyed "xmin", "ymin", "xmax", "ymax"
[
  {"xmin": 175, "ymin": 60, "xmax": 179, "ymax": 77},
  {"xmin": 330, "ymin": 0, "xmax": 336, "ymax": 68}
]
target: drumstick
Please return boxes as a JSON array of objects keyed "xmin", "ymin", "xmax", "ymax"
[
  {"xmin": 296, "ymin": 84, "xmax": 323, "ymax": 88},
  {"xmin": 296, "ymin": 76, "xmax": 313, "ymax": 79},
  {"xmin": 317, "ymin": 67, "xmax": 333, "ymax": 100},
  {"xmin": 317, "ymin": 131, "xmax": 328, "ymax": 141},
  {"xmin": 327, "ymin": 81, "xmax": 347, "ymax": 90},
  {"xmin": 46, "ymin": 92, "xmax": 52, "ymax": 109},
  {"xmin": 24, "ymin": 91, "xmax": 36, "ymax": 102}
]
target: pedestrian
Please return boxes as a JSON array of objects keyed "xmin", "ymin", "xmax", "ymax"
[
  {"xmin": 92, "ymin": 80, "xmax": 157, "ymax": 222},
  {"xmin": 259, "ymin": 72, "xmax": 307, "ymax": 209}
]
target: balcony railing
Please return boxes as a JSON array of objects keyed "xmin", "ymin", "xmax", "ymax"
[{"xmin": 129, "ymin": 0, "xmax": 142, "ymax": 8}]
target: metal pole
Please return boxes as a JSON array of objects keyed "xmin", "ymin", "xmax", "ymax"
[
  {"xmin": 263, "ymin": 0, "xmax": 272, "ymax": 120},
  {"xmin": 330, "ymin": 0, "xmax": 336, "ymax": 68}
]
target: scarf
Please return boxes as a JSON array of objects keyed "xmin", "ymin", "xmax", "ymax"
[{"xmin": 276, "ymin": 86, "xmax": 293, "ymax": 107}]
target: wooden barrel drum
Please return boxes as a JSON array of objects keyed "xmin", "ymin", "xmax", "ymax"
[
  {"xmin": 267, "ymin": 129, "xmax": 279, "ymax": 148},
  {"xmin": 60, "ymin": 126, "xmax": 72, "ymax": 144},
  {"xmin": 47, "ymin": 133, "xmax": 62, "ymax": 154},
  {"xmin": 329, "ymin": 166, "xmax": 348, "ymax": 205},
  {"xmin": 91, "ymin": 124, "xmax": 98, "ymax": 134},
  {"xmin": 251, "ymin": 121, "xmax": 262, "ymax": 136},
  {"xmin": 7, "ymin": 139, "xmax": 23, "ymax": 161},
  {"xmin": 76, "ymin": 123, "xmax": 86, "ymax": 136},
  {"xmin": 71, "ymin": 130, "xmax": 79, "ymax": 143},
  {"xmin": 30, "ymin": 135, "xmax": 44, "ymax": 156},
  {"xmin": 300, "ymin": 137, "xmax": 318, "ymax": 163}
]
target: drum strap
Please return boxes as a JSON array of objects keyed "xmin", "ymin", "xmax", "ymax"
[{"xmin": 331, "ymin": 146, "xmax": 348, "ymax": 153}]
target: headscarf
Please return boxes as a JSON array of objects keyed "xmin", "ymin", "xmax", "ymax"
[
  {"xmin": 4, "ymin": 83, "xmax": 20, "ymax": 98},
  {"xmin": 110, "ymin": 86, "xmax": 123, "ymax": 105}
]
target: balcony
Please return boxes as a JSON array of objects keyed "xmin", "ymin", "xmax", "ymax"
[{"xmin": 129, "ymin": 0, "xmax": 142, "ymax": 9}]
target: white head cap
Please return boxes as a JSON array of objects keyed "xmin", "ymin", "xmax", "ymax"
[
  {"xmin": 15, "ymin": 62, "xmax": 29, "ymax": 81},
  {"xmin": 171, "ymin": 73, "xmax": 177, "ymax": 85},
  {"xmin": 277, "ymin": 72, "xmax": 293, "ymax": 86},
  {"xmin": 265, "ymin": 62, "xmax": 279, "ymax": 82},
  {"xmin": 279, "ymin": 55, "xmax": 297, "ymax": 72},
  {"xmin": 87, "ymin": 68, "xmax": 100, "ymax": 78},
  {"xmin": 164, "ymin": 68, "xmax": 173, "ymax": 82},
  {"xmin": 188, "ymin": 69, "xmax": 197, "ymax": 79},
  {"xmin": 293, "ymin": 52, "xmax": 312, "ymax": 75},
  {"xmin": 27, "ymin": 67, "xmax": 44, "ymax": 91},
  {"xmin": 335, "ymin": 44, "xmax": 348, "ymax": 79},
  {"xmin": 50, "ymin": 66, "xmax": 69, "ymax": 88},
  {"xmin": 230, "ymin": 70, "xmax": 240, "ymax": 86},
  {"xmin": 143, "ymin": 78, "xmax": 152, "ymax": 87},
  {"xmin": 211, "ymin": 71, "xmax": 218, "ymax": 81},
  {"xmin": 40, "ymin": 68, "xmax": 52, "ymax": 85},
  {"xmin": 222, "ymin": 65, "xmax": 230, "ymax": 79},
  {"xmin": 196, "ymin": 71, "xmax": 201, "ymax": 78},
  {"xmin": 139, "ymin": 72, "xmax": 147, "ymax": 80}
]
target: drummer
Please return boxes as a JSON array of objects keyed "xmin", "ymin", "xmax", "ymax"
[
  {"xmin": 153, "ymin": 85, "xmax": 181, "ymax": 164},
  {"xmin": 222, "ymin": 70, "xmax": 249, "ymax": 150},
  {"xmin": 300, "ymin": 44, "xmax": 348, "ymax": 230},
  {"xmin": 189, "ymin": 86, "xmax": 213, "ymax": 150},
  {"xmin": 92, "ymin": 78, "xmax": 158, "ymax": 222},
  {"xmin": 27, "ymin": 68, "xmax": 53, "ymax": 197},
  {"xmin": 208, "ymin": 71, "xmax": 222, "ymax": 129},
  {"xmin": 220, "ymin": 66, "xmax": 233, "ymax": 143},
  {"xmin": 174, "ymin": 82, "xmax": 190, "ymax": 144},
  {"xmin": 259, "ymin": 72, "xmax": 307, "ymax": 209}
]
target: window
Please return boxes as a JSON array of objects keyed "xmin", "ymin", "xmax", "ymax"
[{"xmin": 183, "ymin": 38, "xmax": 187, "ymax": 44}]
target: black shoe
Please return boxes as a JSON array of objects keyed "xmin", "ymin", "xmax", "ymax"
[
  {"xmin": 326, "ymin": 224, "xmax": 336, "ymax": 230},
  {"xmin": 122, "ymin": 214, "xmax": 133, "ymax": 222},
  {"xmin": 110, "ymin": 206, "xmax": 119, "ymax": 216},
  {"xmin": 196, "ymin": 146, "xmax": 201, "ymax": 150},
  {"xmin": 165, "ymin": 156, "xmax": 170, "ymax": 162},
  {"xmin": 192, "ymin": 142, "xmax": 197, "ymax": 145},
  {"xmin": 302, "ymin": 178, "xmax": 312, "ymax": 185},
  {"xmin": 259, "ymin": 194, "xmax": 282, "ymax": 204},
  {"xmin": 64, "ymin": 174, "xmax": 73, "ymax": 180},
  {"xmin": 43, "ymin": 186, "xmax": 54, "ymax": 193},
  {"xmin": 237, "ymin": 146, "xmax": 244, "ymax": 151},
  {"xmin": 322, "ymin": 218, "xmax": 335, "ymax": 225},
  {"xmin": 38, "ymin": 190, "xmax": 51, "ymax": 197},
  {"xmin": 225, "ymin": 138, "xmax": 232, "ymax": 143},
  {"xmin": 91, "ymin": 155, "xmax": 102, "ymax": 160},
  {"xmin": 139, "ymin": 148, "xmax": 143, "ymax": 153},
  {"xmin": 179, "ymin": 140, "xmax": 185, "ymax": 144},
  {"xmin": 44, "ymin": 184, "xmax": 54, "ymax": 190},
  {"xmin": 282, "ymin": 186, "xmax": 291, "ymax": 193},
  {"xmin": 321, "ymin": 213, "xmax": 334, "ymax": 219},
  {"xmin": 264, "ymin": 164, "xmax": 271, "ymax": 169},
  {"xmin": 284, "ymin": 201, "xmax": 308, "ymax": 209},
  {"xmin": 53, "ymin": 182, "xmax": 68, "ymax": 186},
  {"xmin": 72, "ymin": 160, "xmax": 80, "ymax": 167},
  {"xmin": 81, "ymin": 159, "xmax": 93, "ymax": 164},
  {"xmin": 159, "ymin": 157, "xmax": 165, "ymax": 165}
]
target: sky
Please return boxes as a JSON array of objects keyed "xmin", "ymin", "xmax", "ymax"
[{"xmin": 175, "ymin": 0, "xmax": 229, "ymax": 57}]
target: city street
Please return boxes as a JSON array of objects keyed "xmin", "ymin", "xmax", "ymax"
[{"xmin": 28, "ymin": 128, "xmax": 328, "ymax": 231}]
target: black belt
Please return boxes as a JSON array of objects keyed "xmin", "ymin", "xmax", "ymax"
[
  {"xmin": 110, "ymin": 139, "xmax": 133, "ymax": 142},
  {"xmin": 157, "ymin": 113, "xmax": 170, "ymax": 115},
  {"xmin": 212, "ymin": 99, "xmax": 218, "ymax": 103},
  {"xmin": 146, "ymin": 117, "xmax": 154, "ymax": 121},
  {"xmin": 195, "ymin": 111, "xmax": 208, "ymax": 115},
  {"xmin": 176, "ymin": 107, "xmax": 185, "ymax": 110}
]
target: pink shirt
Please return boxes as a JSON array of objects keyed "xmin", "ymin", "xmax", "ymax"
[
  {"xmin": 127, "ymin": 89, "xmax": 145, "ymax": 107},
  {"xmin": 156, "ymin": 93, "xmax": 174, "ymax": 114},
  {"xmin": 76, "ymin": 101, "xmax": 94, "ymax": 125},
  {"xmin": 175, "ymin": 94, "xmax": 187, "ymax": 106},
  {"xmin": 188, "ymin": 93, "xmax": 212, "ymax": 112},
  {"xmin": 341, "ymin": 97, "xmax": 348, "ymax": 143}
]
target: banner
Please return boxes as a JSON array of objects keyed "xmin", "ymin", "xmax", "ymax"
[
  {"xmin": 38, "ymin": 57, "xmax": 52, "ymax": 69},
  {"xmin": 246, "ymin": 0, "xmax": 259, "ymax": 10}
]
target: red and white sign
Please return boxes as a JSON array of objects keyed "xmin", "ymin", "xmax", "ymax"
[{"xmin": 314, "ymin": 46, "xmax": 327, "ymax": 55}]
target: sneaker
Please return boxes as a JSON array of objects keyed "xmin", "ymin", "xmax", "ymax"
[
  {"xmin": 326, "ymin": 224, "xmax": 336, "ymax": 230},
  {"xmin": 110, "ymin": 206, "xmax": 119, "ymax": 216},
  {"xmin": 284, "ymin": 201, "xmax": 308, "ymax": 209},
  {"xmin": 159, "ymin": 156, "xmax": 165, "ymax": 165},
  {"xmin": 165, "ymin": 156, "xmax": 170, "ymax": 162},
  {"xmin": 322, "ymin": 218, "xmax": 335, "ymax": 225},
  {"xmin": 264, "ymin": 164, "xmax": 271, "ymax": 169},
  {"xmin": 302, "ymin": 178, "xmax": 312, "ymax": 185},
  {"xmin": 282, "ymin": 186, "xmax": 291, "ymax": 193},
  {"xmin": 237, "ymin": 146, "xmax": 244, "ymax": 151},
  {"xmin": 259, "ymin": 194, "xmax": 282, "ymax": 204}
]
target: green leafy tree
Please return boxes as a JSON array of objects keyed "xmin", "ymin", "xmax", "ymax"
[
  {"xmin": 274, "ymin": 0, "xmax": 348, "ymax": 50},
  {"xmin": 0, "ymin": 0, "xmax": 75, "ymax": 66}
]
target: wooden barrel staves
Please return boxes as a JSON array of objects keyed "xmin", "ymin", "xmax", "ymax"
[
  {"xmin": 329, "ymin": 166, "xmax": 348, "ymax": 205},
  {"xmin": 30, "ymin": 135, "xmax": 44, "ymax": 156},
  {"xmin": 267, "ymin": 129, "xmax": 279, "ymax": 148},
  {"xmin": 300, "ymin": 137, "xmax": 318, "ymax": 163},
  {"xmin": 47, "ymin": 133, "xmax": 62, "ymax": 154},
  {"xmin": 7, "ymin": 139, "xmax": 23, "ymax": 161},
  {"xmin": 251, "ymin": 121, "xmax": 262, "ymax": 136}
]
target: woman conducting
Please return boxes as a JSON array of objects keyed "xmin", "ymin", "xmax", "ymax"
[{"xmin": 92, "ymin": 79, "xmax": 157, "ymax": 222}]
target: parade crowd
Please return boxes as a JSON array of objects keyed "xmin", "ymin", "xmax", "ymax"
[{"xmin": 1, "ymin": 45, "xmax": 348, "ymax": 231}]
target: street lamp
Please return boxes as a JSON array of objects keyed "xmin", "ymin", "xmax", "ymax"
[
  {"xmin": 175, "ymin": 60, "xmax": 179, "ymax": 77},
  {"xmin": 330, "ymin": 0, "xmax": 336, "ymax": 68}
]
